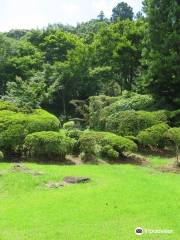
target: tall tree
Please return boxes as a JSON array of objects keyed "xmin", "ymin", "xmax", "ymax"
[
  {"xmin": 0, "ymin": 34, "xmax": 16, "ymax": 95},
  {"xmin": 142, "ymin": 0, "xmax": 180, "ymax": 106},
  {"xmin": 40, "ymin": 30, "xmax": 77, "ymax": 63},
  {"xmin": 97, "ymin": 11, "xmax": 105, "ymax": 21},
  {"xmin": 111, "ymin": 2, "xmax": 134, "ymax": 22}
]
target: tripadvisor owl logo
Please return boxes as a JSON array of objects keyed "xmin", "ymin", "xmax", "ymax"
[{"xmin": 135, "ymin": 227, "xmax": 143, "ymax": 235}]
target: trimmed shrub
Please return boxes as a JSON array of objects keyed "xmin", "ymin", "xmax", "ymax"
[
  {"xmin": 89, "ymin": 95, "xmax": 120, "ymax": 129},
  {"xmin": 89, "ymin": 93, "xmax": 154, "ymax": 129},
  {"xmin": 169, "ymin": 110, "xmax": 180, "ymax": 127},
  {"xmin": 24, "ymin": 131, "xmax": 75, "ymax": 161},
  {"xmin": 101, "ymin": 145, "xmax": 119, "ymax": 160},
  {"xmin": 165, "ymin": 128, "xmax": 180, "ymax": 164},
  {"xmin": 0, "ymin": 109, "xmax": 60, "ymax": 153},
  {"xmin": 66, "ymin": 129, "xmax": 83, "ymax": 140},
  {"xmin": 0, "ymin": 100, "xmax": 18, "ymax": 112},
  {"xmin": 79, "ymin": 131, "xmax": 137, "ymax": 162},
  {"xmin": 66, "ymin": 129, "xmax": 83, "ymax": 155},
  {"xmin": 63, "ymin": 121, "xmax": 76, "ymax": 130},
  {"xmin": 0, "ymin": 151, "xmax": 4, "ymax": 161},
  {"xmin": 138, "ymin": 123, "xmax": 169, "ymax": 148},
  {"xmin": 105, "ymin": 110, "xmax": 168, "ymax": 136}
]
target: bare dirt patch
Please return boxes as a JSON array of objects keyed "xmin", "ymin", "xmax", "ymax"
[
  {"xmin": 66, "ymin": 155, "xmax": 83, "ymax": 165},
  {"xmin": 160, "ymin": 164, "xmax": 180, "ymax": 174}
]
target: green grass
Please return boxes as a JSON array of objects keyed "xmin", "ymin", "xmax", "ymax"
[
  {"xmin": 146, "ymin": 155, "xmax": 174, "ymax": 168},
  {"xmin": 0, "ymin": 159, "xmax": 180, "ymax": 240}
]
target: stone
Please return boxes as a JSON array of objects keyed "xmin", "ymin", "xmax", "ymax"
[
  {"xmin": 63, "ymin": 176, "xmax": 91, "ymax": 184},
  {"xmin": 45, "ymin": 176, "xmax": 91, "ymax": 189}
]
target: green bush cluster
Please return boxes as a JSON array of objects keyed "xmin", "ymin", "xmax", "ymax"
[
  {"xmin": 89, "ymin": 95, "xmax": 119, "ymax": 130},
  {"xmin": 89, "ymin": 93, "xmax": 154, "ymax": 130},
  {"xmin": 65, "ymin": 129, "xmax": 83, "ymax": 155},
  {"xmin": 63, "ymin": 121, "xmax": 76, "ymax": 130},
  {"xmin": 105, "ymin": 110, "xmax": 167, "ymax": 136},
  {"xmin": 165, "ymin": 128, "xmax": 180, "ymax": 164},
  {"xmin": 168, "ymin": 110, "xmax": 180, "ymax": 127},
  {"xmin": 79, "ymin": 131, "xmax": 137, "ymax": 162},
  {"xmin": 24, "ymin": 131, "xmax": 75, "ymax": 161},
  {"xmin": 0, "ymin": 100, "xmax": 18, "ymax": 112},
  {"xmin": 138, "ymin": 123, "xmax": 169, "ymax": 148},
  {"xmin": 0, "ymin": 109, "xmax": 60, "ymax": 153}
]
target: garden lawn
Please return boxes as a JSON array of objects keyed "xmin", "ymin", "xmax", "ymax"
[{"xmin": 0, "ymin": 160, "xmax": 179, "ymax": 240}]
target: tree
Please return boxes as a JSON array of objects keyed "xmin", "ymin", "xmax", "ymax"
[
  {"xmin": 40, "ymin": 30, "xmax": 77, "ymax": 63},
  {"xmin": 111, "ymin": 2, "xmax": 134, "ymax": 22},
  {"xmin": 6, "ymin": 29, "xmax": 28, "ymax": 40},
  {"xmin": 135, "ymin": 11, "xmax": 144, "ymax": 20},
  {"xmin": 142, "ymin": 0, "xmax": 180, "ymax": 107},
  {"xmin": 113, "ymin": 39, "xmax": 138, "ymax": 91},
  {"xmin": 165, "ymin": 128, "xmax": 180, "ymax": 165},
  {"xmin": 0, "ymin": 34, "xmax": 17, "ymax": 95},
  {"xmin": 98, "ymin": 11, "xmax": 105, "ymax": 21},
  {"xmin": 4, "ymin": 73, "xmax": 47, "ymax": 109}
]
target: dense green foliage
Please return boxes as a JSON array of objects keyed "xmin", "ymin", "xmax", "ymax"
[
  {"xmin": 89, "ymin": 92, "xmax": 155, "ymax": 130},
  {"xmin": 79, "ymin": 131, "xmax": 137, "ymax": 161},
  {"xmin": 142, "ymin": 0, "xmax": 180, "ymax": 106},
  {"xmin": 105, "ymin": 110, "xmax": 168, "ymax": 136},
  {"xmin": 63, "ymin": 121, "xmax": 76, "ymax": 130},
  {"xmin": 138, "ymin": 123, "xmax": 169, "ymax": 148},
  {"xmin": 0, "ymin": 100, "xmax": 18, "ymax": 111},
  {"xmin": 89, "ymin": 93, "xmax": 168, "ymax": 136},
  {"xmin": 112, "ymin": 2, "xmax": 134, "ymax": 21},
  {"xmin": 0, "ymin": 108, "xmax": 60, "ymax": 153},
  {"xmin": 0, "ymin": 1, "xmax": 179, "ymax": 162},
  {"xmin": 24, "ymin": 131, "xmax": 75, "ymax": 161},
  {"xmin": 169, "ymin": 110, "xmax": 180, "ymax": 127},
  {"xmin": 0, "ymin": 1, "xmax": 179, "ymax": 116},
  {"xmin": 165, "ymin": 127, "xmax": 180, "ymax": 163},
  {"xmin": 0, "ymin": 3, "xmax": 179, "ymax": 236}
]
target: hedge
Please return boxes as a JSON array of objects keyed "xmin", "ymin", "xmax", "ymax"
[
  {"xmin": 165, "ymin": 127, "xmax": 180, "ymax": 164},
  {"xmin": 138, "ymin": 123, "xmax": 169, "ymax": 148},
  {"xmin": 24, "ymin": 131, "xmax": 75, "ymax": 161},
  {"xmin": 105, "ymin": 110, "xmax": 168, "ymax": 136},
  {"xmin": 0, "ymin": 100, "xmax": 18, "ymax": 112},
  {"xmin": 63, "ymin": 121, "xmax": 76, "ymax": 130},
  {"xmin": 0, "ymin": 109, "xmax": 60, "ymax": 153},
  {"xmin": 79, "ymin": 131, "xmax": 137, "ymax": 162},
  {"xmin": 89, "ymin": 93, "xmax": 154, "ymax": 130}
]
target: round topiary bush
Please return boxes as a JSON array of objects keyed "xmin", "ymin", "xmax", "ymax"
[
  {"xmin": 66, "ymin": 129, "xmax": 83, "ymax": 155},
  {"xmin": 168, "ymin": 110, "xmax": 180, "ymax": 127},
  {"xmin": 0, "ymin": 109, "xmax": 60, "ymax": 153},
  {"xmin": 89, "ymin": 93, "xmax": 154, "ymax": 130},
  {"xmin": 165, "ymin": 127, "xmax": 180, "ymax": 164},
  {"xmin": 79, "ymin": 131, "xmax": 137, "ymax": 162},
  {"xmin": 24, "ymin": 131, "xmax": 75, "ymax": 162},
  {"xmin": 101, "ymin": 145, "xmax": 119, "ymax": 160},
  {"xmin": 138, "ymin": 123, "xmax": 169, "ymax": 148},
  {"xmin": 105, "ymin": 110, "xmax": 167, "ymax": 136},
  {"xmin": 0, "ymin": 100, "xmax": 18, "ymax": 112},
  {"xmin": 63, "ymin": 121, "xmax": 76, "ymax": 130}
]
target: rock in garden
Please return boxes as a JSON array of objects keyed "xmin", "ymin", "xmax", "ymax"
[
  {"xmin": 45, "ymin": 176, "xmax": 91, "ymax": 189},
  {"xmin": 63, "ymin": 176, "xmax": 91, "ymax": 184}
]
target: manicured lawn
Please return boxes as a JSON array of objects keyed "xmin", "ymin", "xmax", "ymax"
[{"xmin": 0, "ymin": 159, "xmax": 180, "ymax": 240}]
